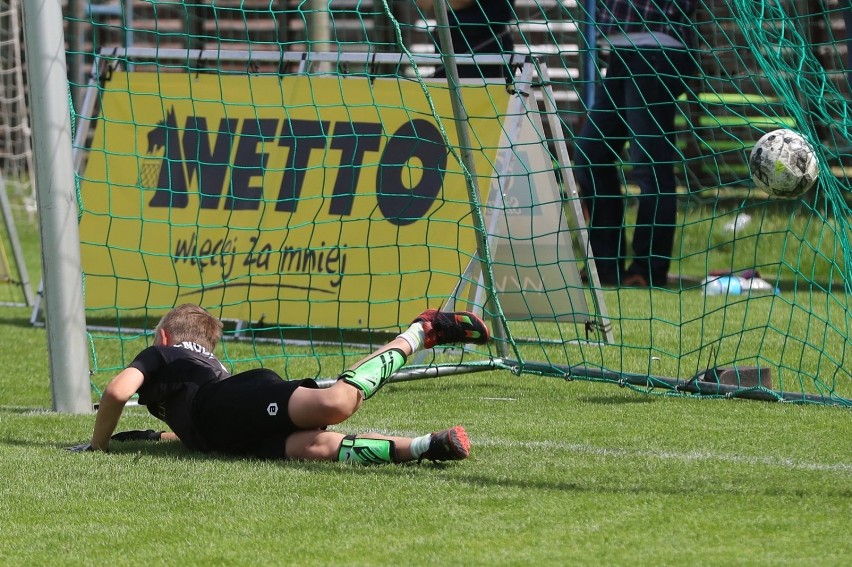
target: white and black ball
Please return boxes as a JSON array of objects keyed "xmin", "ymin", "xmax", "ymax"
[{"xmin": 748, "ymin": 129, "xmax": 819, "ymax": 198}]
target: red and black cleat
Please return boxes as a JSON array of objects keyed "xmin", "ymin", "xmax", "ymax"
[
  {"xmin": 420, "ymin": 425, "xmax": 471, "ymax": 462},
  {"xmin": 413, "ymin": 309, "xmax": 490, "ymax": 349}
]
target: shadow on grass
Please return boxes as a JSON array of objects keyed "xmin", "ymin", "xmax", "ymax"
[
  {"xmin": 41, "ymin": 439, "xmax": 465, "ymax": 474},
  {"xmin": 576, "ymin": 394, "xmax": 658, "ymax": 405},
  {"xmin": 455, "ymin": 471, "xmax": 852, "ymax": 498},
  {"xmin": 76, "ymin": 442, "xmax": 852, "ymax": 497},
  {"xmin": 0, "ymin": 313, "xmax": 40, "ymax": 330},
  {"xmin": 0, "ymin": 405, "xmax": 54, "ymax": 414},
  {"xmin": 5, "ymin": 434, "xmax": 464, "ymax": 473},
  {"xmin": 7, "ymin": 436, "xmax": 850, "ymax": 498}
]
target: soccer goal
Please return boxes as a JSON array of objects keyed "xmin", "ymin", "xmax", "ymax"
[
  {"xmin": 24, "ymin": 0, "xmax": 852, "ymax": 409},
  {"xmin": 64, "ymin": 46, "xmax": 610, "ymax": 379}
]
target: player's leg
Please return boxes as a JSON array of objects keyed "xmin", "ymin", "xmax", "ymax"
[
  {"xmin": 287, "ymin": 337, "xmax": 411, "ymax": 429},
  {"xmin": 284, "ymin": 425, "xmax": 471, "ymax": 464},
  {"xmin": 288, "ymin": 310, "xmax": 489, "ymax": 430},
  {"xmin": 337, "ymin": 309, "xmax": 489, "ymax": 398}
]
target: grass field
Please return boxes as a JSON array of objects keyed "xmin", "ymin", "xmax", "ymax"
[
  {"xmin": 1, "ymin": 305, "xmax": 851, "ymax": 565},
  {"xmin": 1, "ymin": 189, "xmax": 851, "ymax": 565}
]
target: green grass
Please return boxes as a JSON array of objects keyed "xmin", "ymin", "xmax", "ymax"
[
  {"xmin": 2, "ymin": 186, "xmax": 851, "ymax": 565},
  {"xmin": 676, "ymin": 199, "xmax": 848, "ymax": 286},
  {"xmin": 1, "ymin": 304, "xmax": 851, "ymax": 566}
]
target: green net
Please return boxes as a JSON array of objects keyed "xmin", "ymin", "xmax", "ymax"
[
  {"xmin": 0, "ymin": 0, "xmax": 33, "ymax": 306},
  {"xmin": 51, "ymin": 0, "xmax": 852, "ymax": 405}
]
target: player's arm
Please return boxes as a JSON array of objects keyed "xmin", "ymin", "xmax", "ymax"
[{"xmin": 90, "ymin": 367, "xmax": 145, "ymax": 451}]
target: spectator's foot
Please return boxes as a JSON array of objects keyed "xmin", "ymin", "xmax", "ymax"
[
  {"xmin": 621, "ymin": 273, "xmax": 650, "ymax": 288},
  {"xmin": 580, "ymin": 267, "xmax": 620, "ymax": 287}
]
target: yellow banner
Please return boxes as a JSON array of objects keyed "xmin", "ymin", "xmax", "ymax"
[{"xmin": 79, "ymin": 72, "xmax": 509, "ymax": 327}]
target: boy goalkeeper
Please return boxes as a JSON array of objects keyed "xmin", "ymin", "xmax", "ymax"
[{"xmin": 69, "ymin": 303, "xmax": 489, "ymax": 464}]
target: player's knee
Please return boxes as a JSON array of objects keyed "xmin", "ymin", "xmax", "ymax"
[
  {"xmin": 285, "ymin": 431, "xmax": 340, "ymax": 460},
  {"xmin": 315, "ymin": 383, "xmax": 361, "ymax": 424},
  {"xmin": 299, "ymin": 437, "xmax": 337, "ymax": 460}
]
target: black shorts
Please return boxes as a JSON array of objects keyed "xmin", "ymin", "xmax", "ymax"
[{"xmin": 192, "ymin": 368, "xmax": 318, "ymax": 459}]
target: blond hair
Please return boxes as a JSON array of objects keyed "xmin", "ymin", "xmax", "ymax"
[{"xmin": 155, "ymin": 304, "xmax": 223, "ymax": 352}]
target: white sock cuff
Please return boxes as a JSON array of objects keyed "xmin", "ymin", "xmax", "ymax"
[
  {"xmin": 397, "ymin": 322, "xmax": 425, "ymax": 353},
  {"xmin": 409, "ymin": 433, "xmax": 431, "ymax": 459}
]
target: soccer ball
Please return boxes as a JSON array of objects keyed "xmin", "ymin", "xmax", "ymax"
[{"xmin": 748, "ymin": 129, "xmax": 819, "ymax": 198}]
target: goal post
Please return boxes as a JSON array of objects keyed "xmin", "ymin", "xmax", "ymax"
[{"xmin": 21, "ymin": 0, "xmax": 91, "ymax": 413}]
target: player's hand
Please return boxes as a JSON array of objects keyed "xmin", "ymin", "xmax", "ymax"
[
  {"xmin": 65, "ymin": 443, "xmax": 95, "ymax": 452},
  {"xmin": 110, "ymin": 429, "xmax": 163, "ymax": 442}
]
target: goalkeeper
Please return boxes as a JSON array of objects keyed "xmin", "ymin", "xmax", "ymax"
[{"xmin": 69, "ymin": 303, "xmax": 489, "ymax": 464}]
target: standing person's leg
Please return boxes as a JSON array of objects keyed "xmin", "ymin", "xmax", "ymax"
[
  {"xmin": 623, "ymin": 48, "xmax": 690, "ymax": 287},
  {"xmin": 845, "ymin": 0, "xmax": 852, "ymax": 94},
  {"xmin": 573, "ymin": 53, "xmax": 631, "ymax": 284}
]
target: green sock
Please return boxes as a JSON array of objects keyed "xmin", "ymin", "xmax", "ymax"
[{"xmin": 340, "ymin": 347, "xmax": 406, "ymax": 399}]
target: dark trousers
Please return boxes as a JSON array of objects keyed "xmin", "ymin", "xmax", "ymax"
[
  {"xmin": 573, "ymin": 46, "xmax": 694, "ymax": 286},
  {"xmin": 846, "ymin": 1, "xmax": 852, "ymax": 92}
]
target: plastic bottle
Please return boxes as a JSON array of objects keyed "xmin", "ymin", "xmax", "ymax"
[{"xmin": 702, "ymin": 275, "xmax": 743, "ymax": 296}]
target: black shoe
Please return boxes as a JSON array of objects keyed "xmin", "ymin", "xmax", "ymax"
[
  {"xmin": 580, "ymin": 267, "xmax": 619, "ymax": 287},
  {"xmin": 621, "ymin": 273, "xmax": 650, "ymax": 288}
]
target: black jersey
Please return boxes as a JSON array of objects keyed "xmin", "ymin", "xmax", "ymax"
[
  {"xmin": 447, "ymin": 0, "xmax": 515, "ymax": 54},
  {"xmin": 130, "ymin": 342, "xmax": 230, "ymax": 450}
]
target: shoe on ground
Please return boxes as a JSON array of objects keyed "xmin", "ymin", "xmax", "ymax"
[
  {"xmin": 413, "ymin": 309, "xmax": 490, "ymax": 349},
  {"xmin": 420, "ymin": 425, "xmax": 470, "ymax": 462},
  {"xmin": 580, "ymin": 267, "xmax": 620, "ymax": 287},
  {"xmin": 621, "ymin": 273, "xmax": 650, "ymax": 288}
]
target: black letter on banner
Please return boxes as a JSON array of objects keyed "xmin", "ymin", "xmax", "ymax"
[
  {"xmin": 377, "ymin": 119, "xmax": 446, "ymax": 226},
  {"xmin": 183, "ymin": 116, "xmax": 238, "ymax": 209},
  {"xmin": 228, "ymin": 118, "xmax": 279, "ymax": 210},
  {"xmin": 328, "ymin": 122, "xmax": 382, "ymax": 216},
  {"xmin": 148, "ymin": 107, "xmax": 189, "ymax": 208},
  {"xmin": 275, "ymin": 119, "xmax": 329, "ymax": 212}
]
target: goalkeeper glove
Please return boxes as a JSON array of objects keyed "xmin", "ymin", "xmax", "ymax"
[{"xmin": 110, "ymin": 429, "xmax": 164, "ymax": 442}]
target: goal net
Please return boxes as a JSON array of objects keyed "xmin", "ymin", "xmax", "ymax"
[
  {"xmin": 0, "ymin": 0, "xmax": 33, "ymax": 306},
  {"xmin": 40, "ymin": 0, "xmax": 852, "ymax": 405},
  {"xmin": 0, "ymin": 0, "xmax": 32, "ymax": 190}
]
